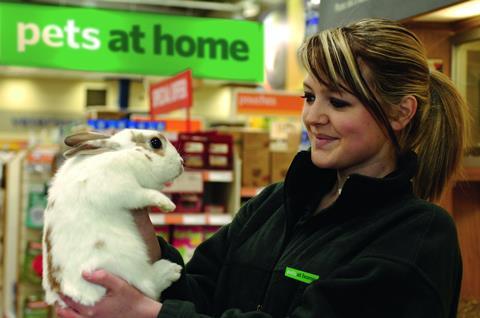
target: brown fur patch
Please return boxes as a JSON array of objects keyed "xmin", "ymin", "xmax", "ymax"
[
  {"xmin": 131, "ymin": 132, "xmax": 147, "ymax": 145},
  {"xmin": 46, "ymin": 199, "xmax": 55, "ymax": 212},
  {"xmin": 94, "ymin": 240, "xmax": 106, "ymax": 249},
  {"xmin": 154, "ymin": 134, "xmax": 167, "ymax": 156},
  {"xmin": 44, "ymin": 227, "xmax": 62, "ymax": 293},
  {"xmin": 131, "ymin": 132, "xmax": 166, "ymax": 156}
]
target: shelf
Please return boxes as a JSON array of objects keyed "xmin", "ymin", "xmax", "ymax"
[
  {"xmin": 149, "ymin": 213, "xmax": 232, "ymax": 226},
  {"xmin": 162, "ymin": 169, "xmax": 233, "ymax": 194},
  {"xmin": 241, "ymin": 186, "xmax": 264, "ymax": 197}
]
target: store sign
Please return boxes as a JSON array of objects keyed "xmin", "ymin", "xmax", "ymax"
[
  {"xmin": 0, "ymin": 3, "xmax": 263, "ymax": 82},
  {"xmin": 236, "ymin": 91, "xmax": 303, "ymax": 115},
  {"xmin": 149, "ymin": 70, "xmax": 192, "ymax": 115},
  {"xmin": 317, "ymin": 0, "xmax": 462, "ymax": 30}
]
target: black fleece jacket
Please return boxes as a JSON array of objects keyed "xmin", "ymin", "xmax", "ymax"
[{"xmin": 157, "ymin": 150, "xmax": 462, "ymax": 318}]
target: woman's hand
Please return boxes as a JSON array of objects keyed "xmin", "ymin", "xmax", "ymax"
[
  {"xmin": 132, "ymin": 208, "xmax": 161, "ymax": 262},
  {"xmin": 56, "ymin": 270, "xmax": 162, "ymax": 318}
]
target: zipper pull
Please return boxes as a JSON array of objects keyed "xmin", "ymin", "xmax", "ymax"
[{"xmin": 256, "ymin": 304, "xmax": 263, "ymax": 311}]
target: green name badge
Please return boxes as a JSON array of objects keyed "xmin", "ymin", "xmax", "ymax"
[{"xmin": 285, "ymin": 267, "xmax": 319, "ymax": 284}]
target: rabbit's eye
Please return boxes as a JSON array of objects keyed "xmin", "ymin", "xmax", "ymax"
[{"xmin": 150, "ymin": 137, "xmax": 163, "ymax": 149}]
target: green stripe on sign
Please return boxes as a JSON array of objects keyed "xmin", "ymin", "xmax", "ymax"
[{"xmin": 284, "ymin": 267, "xmax": 319, "ymax": 284}]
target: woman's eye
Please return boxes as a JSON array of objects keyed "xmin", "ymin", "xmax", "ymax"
[
  {"xmin": 301, "ymin": 92, "xmax": 315, "ymax": 104},
  {"xmin": 329, "ymin": 97, "xmax": 350, "ymax": 108}
]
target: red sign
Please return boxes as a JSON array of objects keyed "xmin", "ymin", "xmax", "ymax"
[
  {"xmin": 149, "ymin": 70, "xmax": 193, "ymax": 115},
  {"xmin": 236, "ymin": 91, "xmax": 303, "ymax": 115}
]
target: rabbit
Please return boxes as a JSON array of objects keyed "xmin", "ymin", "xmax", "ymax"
[{"xmin": 42, "ymin": 129, "xmax": 184, "ymax": 307}]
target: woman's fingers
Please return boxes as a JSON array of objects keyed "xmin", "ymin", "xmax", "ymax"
[
  {"xmin": 59, "ymin": 295, "xmax": 90, "ymax": 315},
  {"xmin": 82, "ymin": 269, "xmax": 125, "ymax": 291},
  {"xmin": 56, "ymin": 307, "xmax": 85, "ymax": 318}
]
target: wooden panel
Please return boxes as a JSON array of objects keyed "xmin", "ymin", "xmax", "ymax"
[
  {"xmin": 452, "ymin": 182, "xmax": 480, "ymax": 300},
  {"xmin": 404, "ymin": 22, "xmax": 454, "ymax": 76}
]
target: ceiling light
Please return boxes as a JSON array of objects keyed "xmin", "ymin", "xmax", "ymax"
[{"xmin": 415, "ymin": 0, "xmax": 480, "ymax": 22}]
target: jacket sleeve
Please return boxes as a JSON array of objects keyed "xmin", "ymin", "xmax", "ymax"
[{"xmin": 158, "ymin": 183, "xmax": 282, "ymax": 318}]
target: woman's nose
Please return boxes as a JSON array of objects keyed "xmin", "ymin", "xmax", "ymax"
[{"xmin": 304, "ymin": 104, "xmax": 329, "ymax": 126}]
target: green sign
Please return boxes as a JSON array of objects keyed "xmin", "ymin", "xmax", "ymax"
[{"xmin": 0, "ymin": 2, "xmax": 264, "ymax": 82}]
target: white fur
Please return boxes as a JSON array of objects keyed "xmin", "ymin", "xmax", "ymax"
[{"xmin": 42, "ymin": 129, "xmax": 183, "ymax": 306}]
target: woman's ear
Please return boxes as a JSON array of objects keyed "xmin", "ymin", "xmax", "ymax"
[{"xmin": 390, "ymin": 95, "xmax": 417, "ymax": 131}]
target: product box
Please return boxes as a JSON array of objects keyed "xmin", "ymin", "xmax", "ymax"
[
  {"xmin": 215, "ymin": 127, "xmax": 245, "ymax": 159},
  {"xmin": 242, "ymin": 149, "xmax": 270, "ymax": 187},
  {"xmin": 242, "ymin": 130, "xmax": 270, "ymax": 150},
  {"xmin": 178, "ymin": 132, "xmax": 233, "ymax": 170},
  {"xmin": 270, "ymin": 151, "xmax": 297, "ymax": 183},
  {"xmin": 177, "ymin": 133, "xmax": 209, "ymax": 169},
  {"xmin": 207, "ymin": 134, "xmax": 233, "ymax": 170}
]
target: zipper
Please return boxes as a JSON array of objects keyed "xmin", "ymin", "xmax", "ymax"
[{"xmin": 255, "ymin": 220, "xmax": 299, "ymax": 312}]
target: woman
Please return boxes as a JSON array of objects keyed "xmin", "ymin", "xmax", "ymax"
[{"xmin": 57, "ymin": 18, "xmax": 470, "ymax": 318}]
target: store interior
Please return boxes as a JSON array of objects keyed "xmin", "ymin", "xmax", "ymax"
[{"xmin": 1, "ymin": 0, "xmax": 480, "ymax": 317}]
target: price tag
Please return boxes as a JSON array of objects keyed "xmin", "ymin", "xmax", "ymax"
[
  {"xmin": 183, "ymin": 214, "xmax": 206, "ymax": 225},
  {"xmin": 205, "ymin": 170, "xmax": 233, "ymax": 182},
  {"xmin": 149, "ymin": 213, "xmax": 165, "ymax": 225}
]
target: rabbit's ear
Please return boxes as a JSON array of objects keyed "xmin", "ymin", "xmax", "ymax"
[
  {"xmin": 64, "ymin": 132, "xmax": 110, "ymax": 147},
  {"xmin": 63, "ymin": 139, "xmax": 121, "ymax": 158}
]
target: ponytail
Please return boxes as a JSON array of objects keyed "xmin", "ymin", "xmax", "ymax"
[{"xmin": 411, "ymin": 70, "xmax": 471, "ymax": 201}]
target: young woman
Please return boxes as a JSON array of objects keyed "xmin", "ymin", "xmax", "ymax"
[{"xmin": 56, "ymin": 18, "xmax": 470, "ymax": 318}]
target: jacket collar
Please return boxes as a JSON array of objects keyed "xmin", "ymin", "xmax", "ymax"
[{"xmin": 283, "ymin": 150, "xmax": 417, "ymax": 225}]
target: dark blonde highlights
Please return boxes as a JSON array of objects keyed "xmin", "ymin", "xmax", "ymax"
[{"xmin": 299, "ymin": 18, "xmax": 470, "ymax": 202}]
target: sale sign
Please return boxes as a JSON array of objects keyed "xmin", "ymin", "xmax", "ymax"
[{"xmin": 149, "ymin": 70, "xmax": 193, "ymax": 115}]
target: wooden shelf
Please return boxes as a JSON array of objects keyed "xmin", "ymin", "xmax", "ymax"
[
  {"xmin": 149, "ymin": 213, "xmax": 232, "ymax": 226},
  {"xmin": 240, "ymin": 187, "xmax": 264, "ymax": 197},
  {"xmin": 457, "ymin": 167, "xmax": 480, "ymax": 182}
]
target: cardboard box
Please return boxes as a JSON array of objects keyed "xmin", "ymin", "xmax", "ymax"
[
  {"xmin": 242, "ymin": 130, "xmax": 270, "ymax": 150},
  {"xmin": 242, "ymin": 148, "xmax": 270, "ymax": 187},
  {"xmin": 270, "ymin": 151, "xmax": 297, "ymax": 183}
]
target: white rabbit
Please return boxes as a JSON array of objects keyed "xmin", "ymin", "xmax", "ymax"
[{"xmin": 42, "ymin": 129, "xmax": 184, "ymax": 307}]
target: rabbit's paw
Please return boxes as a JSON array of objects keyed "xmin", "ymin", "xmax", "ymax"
[
  {"xmin": 153, "ymin": 259, "xmax": 182, "ymax": 282},
  {"xmin": 168, "ymin": 263, "xmax": 182, "ymax": 282},
  {"xmin": 159, "ymin": 201, "xmax": 176, "ymax": 212}
]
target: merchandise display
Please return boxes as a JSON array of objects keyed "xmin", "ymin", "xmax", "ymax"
[
  {"xmin": 22, "ymin": 295, "xmax": 50, "ymax": 318},
  {"xmin": 22, "ymin": 241, "xmax": 43, "ymax": 285}
]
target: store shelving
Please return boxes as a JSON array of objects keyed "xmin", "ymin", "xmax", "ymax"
[
  {"xmin": 149, "ymin": 213, "xmax": 232, "ymax": 226},
  {"xmin": 2, "ymin": 150, "xmax": 28, "ymax": 318}
]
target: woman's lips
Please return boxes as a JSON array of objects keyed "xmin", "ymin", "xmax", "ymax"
[{"xmin": 314, "ymin": 135, "xmax": 337, "ymax": 148}]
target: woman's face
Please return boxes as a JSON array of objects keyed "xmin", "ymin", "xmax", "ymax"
[{"xmin": 302, "ymin": 74, "xmax": 396, "ymax": 177}]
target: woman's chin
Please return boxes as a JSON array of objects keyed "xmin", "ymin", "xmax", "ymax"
[{"xmin": 310, "ymin": 151, "xmax": 333, "ymax": 169}]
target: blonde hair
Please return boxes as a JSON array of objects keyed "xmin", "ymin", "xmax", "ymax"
[{"xmin": 299, "ymin": 18, "xmax": 471, "ymax": 202}]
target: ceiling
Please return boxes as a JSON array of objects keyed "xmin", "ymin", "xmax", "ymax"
[{"xmin": 20, "ymin": 0, "xmax": 285, "ymax": 20}]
